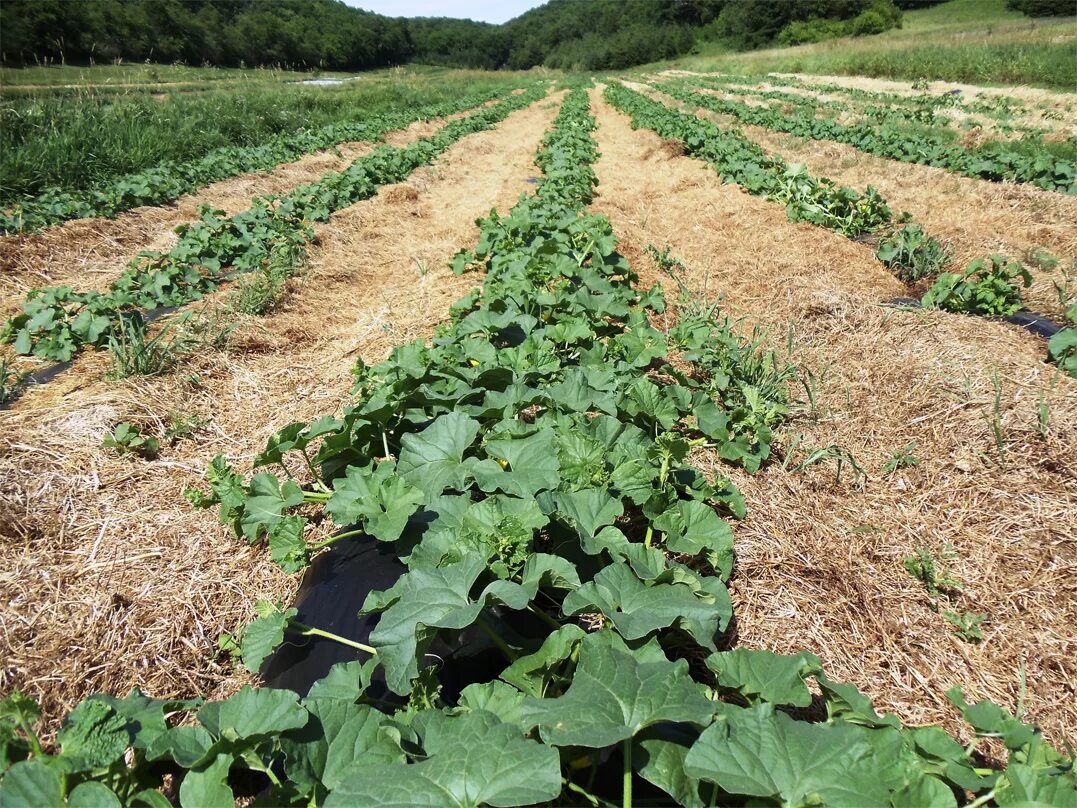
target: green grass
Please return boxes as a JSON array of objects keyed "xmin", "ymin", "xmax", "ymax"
[
  {"xmin": 0, "ymin": 68, "xmax": 522, "ymax": 204},
  {"xmin": 0, "ymin": 62, "xmax": 352, "ymax": 88},
  {"xmin": 661, "ymin": 0, "xmax": 1077, "ymax": 89}
]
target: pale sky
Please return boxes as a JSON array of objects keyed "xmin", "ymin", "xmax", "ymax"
[{"xmin": 343, "ymin": 0, "xmax": 544, "ymax": 24}]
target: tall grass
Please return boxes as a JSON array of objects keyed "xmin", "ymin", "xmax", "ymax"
[
  {"xmin": 668, "ymin": 0, "xmax": 1076, "ymax": 89},
  {"xmin": 0, "ymin": 70, "xmax": 521, "ymax": 203}
]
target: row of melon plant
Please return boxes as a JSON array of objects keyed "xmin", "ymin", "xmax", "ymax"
[
  {"xmin": 660, "ymin": 77, "xmax": 1074, "ymax": 194},
  {"xmin": 3, "ymin": 87, "xmax": 1073, "ymax": 807},
  {"xmin": 604, "ymin": 82, "xmax": 1076, "ymax": 377},
  {"xmin": 0, "ymin": 88, "xmax": 508, "ymax": 235},
  {"xmin": 0, "ymin": 86, "xmax": 546, "ymax": 366},
  {"xmin": 688, "ymin": 72, "xmax": 1049, "ymax": 134}
]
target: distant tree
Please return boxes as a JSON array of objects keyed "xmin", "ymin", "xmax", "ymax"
[{"xmin": 1006, "ymin": 0, "xmax": 1074, "ymax": 15}]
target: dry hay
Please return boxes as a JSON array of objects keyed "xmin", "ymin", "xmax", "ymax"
[
  {"xmin": 0, "ymin": 102, "xmax": 493, "ymax": 322},
  {"xmin": 0, "ymin": 92, "xmax": 561, "ymax": 733},
  {"xmin": 633, "ymin": 80, "xmax": 1077, "ymax": 319},
  {"xmin": 588, "ymin": 87, "xmax": 1077, "ymax": 748}
]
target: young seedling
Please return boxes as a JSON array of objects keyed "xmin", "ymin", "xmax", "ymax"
[
  {"xmin": 0, "ymin": 356, "xmax": 28, "ymax": 407},
  {"xmin": 883, "ymin": 442, "xmax": 919, "ymax": 475},
  {"xmin": 944, "ymin": 610, "xmax": 986, "ymax": 644},
  {"xmin": 165, "ymin": 411, "xmax": 209, "ymax": 442},
  {"xmin": 102, "ymin": 422, "xmax": 160, "ymax": 459}
]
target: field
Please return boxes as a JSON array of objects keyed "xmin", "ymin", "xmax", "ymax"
[
  {"xmin": 671, "ymin": 0, "xmax": 1077, "ymax": 88},
  {"xmin": 1, "ymin": 35, "xmax": 1076, "ymax": 808}
]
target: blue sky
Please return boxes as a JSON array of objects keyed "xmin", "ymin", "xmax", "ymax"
[{"xmin": 343, "ymin": 1, "xmax": 544, "ymax": 24}]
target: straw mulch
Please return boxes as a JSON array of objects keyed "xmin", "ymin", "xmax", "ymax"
[
  {"xmin": 0, "ymin": 93, "xmax": 560, "ymax": 735},
  {"xmin": 589, "ymin": 87, "xmax": 1077, "ymax": 749}
]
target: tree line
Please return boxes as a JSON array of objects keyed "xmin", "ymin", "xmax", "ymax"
[{"xmin": 0, "ymin": 0, "xmax": 970, "ymax": 73}]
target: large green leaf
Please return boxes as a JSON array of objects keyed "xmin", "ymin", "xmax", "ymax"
[
  {"xmin": 653, "ymin": 500, "xmax": 734, "ymax": 579},
  {"xmin": 57, "ymin": 698, "xmax": 130, "ymax": 770},
  {"xmin": 0, "ymin": 760, "xmax": 63, "ymax": 808},
  {"xmin": 519, "ymin": 631, "xmax": 713, "ymax": 748},
  {"xmin": 240, "ymin": 473, "xmax": 304, "ymax": 541},
  {"xmin": 240, "ymin": 601, "xmax": 296, "ymax": 673},
  {"xmin": 196, "ymin": 686, "xmax": 307, "ymax": 741},
  {"xmin": 501, "ymin": 624, "xmax": 587, "ymax": 698},
  {"xmin": 178, "ymin": 753, "xmax": 233, "ymax": 808},
  {"xmin": 562, "ymin": 561, "xmax": 730, "ymax": 650},
  {"xmin": 326, "ymin": 461, "xmax": 424, "ymax": 541},
  {"xmin": 707, "ymin": 648, "xmax": 822, "ymax": 707},
  {"xmin": 324, "ymin": 711, "xmax": 561, "ymax": 808},
  {"xmin": 546, "ymin": 488, "xmax": 623, "ymax": 541},
  {"xmin": 397, "ymin": 412, "xmax": 480, "ymax": 499},
  {"xmin": 472, "ymin": 428, "xmax": 561, "ymax": 498},
  {"xmin": 634, "ymin": 727, "xmax": 707, "ymax": 808},
  {"xmin": 684, "ymin": 703, "xmax": 890, "ymax": 806},
  {"xmin": 282, "ymin": 700, "xmax": 405, "ymax": 796},
  {"xmin": 68, "ymin": 782, "xmax": 122, "ymax": 808},
  {"xmin": 363, "ymin": 556, "xmax": 529, "ymax": 695}
]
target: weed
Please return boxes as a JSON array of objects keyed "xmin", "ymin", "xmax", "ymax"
[
  {"xmin": 0, "ymin": 356, "xmax": 29, "ymax": 407},
  {"xmin": 875, "ymin": 224, "xmax": 950, "ymax": 282},
  {"xmin": 986, "ymin": 370, "xmax": 1007, "ymax": 461},
  {"xmin": 789, "ymin": 444, "xmax": 867, "ymax": 487},
  {"xmin": 646, "ymin": 244, "xmax": 688, "ymax": 278},
  {"xmin": 1023, "ymin": 246, "xmax": 1059, "ymax": 273},
  {"xmin": 102, "ymin": 422, "xmax": 159, "ymax": 459},
  {"xmin": 165, "ymin": 411, "xmax": 209, "ymax": 442},
  {"xmin": 903, "ymin": 547, "xmax": 964, "ymax": 598},
  {"xmin": 797, "ymin": 365, "xmax": 829, "ymax": 423},
  {"xmin": 230, "ymin": 264, "xmax": 289, "ymax": 315},
  {"xmin": 883, "ymin": 442, "xmax": 919, "ymax": 474},
  {"xmin": 904, "ymin": 547, "xmax": 986, "ymax": 643},
  {"xmin": 943, "ymin": 610, "xmax": 986, "ymax": 643},
  {"xmin": 107, "ymin": 316, "xmax": 195, "ymax": 378}
]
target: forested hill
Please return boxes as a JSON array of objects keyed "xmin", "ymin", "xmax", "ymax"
[{"xmin": 0, "ymin": 0, "xmax": 931, "ymax": 71}]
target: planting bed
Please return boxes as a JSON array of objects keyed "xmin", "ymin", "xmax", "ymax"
[{"xmin": 0, "ymin": 71, "xmax": 1074, "ymax": 808}]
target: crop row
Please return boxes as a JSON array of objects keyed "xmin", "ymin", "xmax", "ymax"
[
  {"xmin": 676, "ymin": 74, "xmax": 1042, "ymax": 139},
  {"xmin": 661, "ymin": 78, "xmax": 1075, "ymax": 194},
  {"xmin": 0, "ymin": 87, "xmax": 546, "ymax": 366},
  {"xmin": 604, "ymin": 83, "xmax": 1077, "ymax": 377},
  {"xmin": 692, "ymin": 72, "xmax": 1041, "ymax": 123},
  {"xmin": 0, "ymin": 89, "xmax": 505, "ymax": 235},
  {"xmin": 3, "ymin": 86, "xmax": 1073, "ymax": 807}
]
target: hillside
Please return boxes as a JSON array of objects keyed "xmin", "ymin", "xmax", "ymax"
[
  {"xmin": 2, "ymin": 0, "xmax": 918, "ymax": 73},
  {"xmin": 663, "ymin": 0, "xmax": 1076, "ymax": 88}
]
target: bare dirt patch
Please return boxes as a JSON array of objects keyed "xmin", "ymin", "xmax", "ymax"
[
  {"xmin": 0, "ymin": 93, "xmax": 561, "ymax": 730},
  {"xmin": 589, "ymin": 87, "xmax": 1077, "ymax": 748}
]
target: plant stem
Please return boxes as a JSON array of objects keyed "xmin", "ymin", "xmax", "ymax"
[
  {"xmin": 301, "ymin": 451, "xmax": 330, "ymax": 493},
  {"xmin": 16, "ymin": 714, "xmax": 43, "ymax": 758},
  {"xmin": 310, "ymin": 527, "xmax": 366, "ymax": 551},
  {"xmin": 622, "ymin": 738, "xmax": 633, "ymax": 808},
  {"xmin": 966, "ymin": 788, "xmax": 996, "ymax": 808},
  {"xmin": 528, "ymin": 603, "xmax": 563, "ymax": 631},
  {"xmin": 382, "ymin": 430, "xmax": 391, "ymax": 459},
  {"xmin": 643, "ymin": 525, "xmax": 653, "ymax": 549},
  {"xmin": 562, "ymin": 777, "xmax": 602, "ymax": 807},
  {"xmin": 290, "ymin": 621, "xmax": 377, "ymax": 656},
  {"xmin": 476, "ymin": 616, "xmax": 518, "ymax": 662}
]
